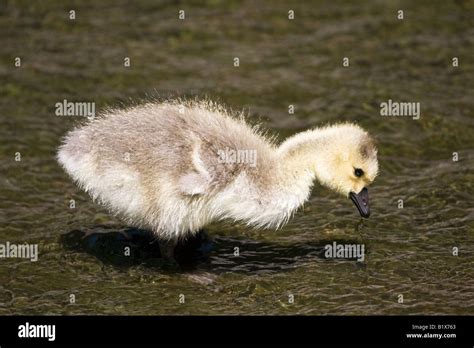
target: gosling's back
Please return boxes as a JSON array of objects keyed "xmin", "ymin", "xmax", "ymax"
[{"xmin": 57, "ymin": 101, "xmax": 276, "ymax": 236}]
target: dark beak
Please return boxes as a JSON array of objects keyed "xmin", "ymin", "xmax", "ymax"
[{"xmin": 349, "ymin": 187, "xmax": 370, "ymax": 218}]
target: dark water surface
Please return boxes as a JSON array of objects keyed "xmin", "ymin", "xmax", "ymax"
[{"xmin": 0, "ymin": 0, "xmax": 473, "ymax": 314}]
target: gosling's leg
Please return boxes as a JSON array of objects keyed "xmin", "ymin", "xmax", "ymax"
[{"xmin": 159, "ymin": 238, "xmax": 178, "ymax": 260}]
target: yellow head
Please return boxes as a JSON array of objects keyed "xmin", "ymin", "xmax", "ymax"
[{"xmin": 313, "ymin": 124, "xmax": 378, "ymax": 217}]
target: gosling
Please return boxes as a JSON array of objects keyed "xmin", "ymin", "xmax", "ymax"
[{"xmin": 57, "ymin": 100, "xmax": 378, "ymax": 255}]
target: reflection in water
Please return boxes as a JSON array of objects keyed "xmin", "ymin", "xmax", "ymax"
[{"xmin": 60, "ymin": 226, "xmax": 365, "ymax": 274}]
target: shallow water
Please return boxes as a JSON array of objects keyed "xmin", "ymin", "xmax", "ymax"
[{"xmin": 0, "ymin": 0, "xmax": 473, "ymax": 315}]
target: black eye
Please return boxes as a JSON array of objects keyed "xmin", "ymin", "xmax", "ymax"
[{"xmin": 354, "ymin": 168, "xmax": 364, "ymax": 177}]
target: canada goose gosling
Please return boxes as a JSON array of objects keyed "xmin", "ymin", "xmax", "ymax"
[{"xmin": 57, "ymin": 101, "xmax": 379, "ymax": 255}]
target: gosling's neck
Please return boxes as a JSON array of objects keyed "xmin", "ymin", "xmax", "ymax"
[{"xmin": 276, "ymin": 128, "xmax": 334, "ymax": 191}]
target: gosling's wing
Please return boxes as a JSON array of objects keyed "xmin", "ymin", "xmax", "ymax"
[
  {"xmin": 179, "ymin": 172, "xmax": 210, "ymax": 195},
  {"xmin": 178, "ymin": 139, "xmax": 212, "ymax": 196}
]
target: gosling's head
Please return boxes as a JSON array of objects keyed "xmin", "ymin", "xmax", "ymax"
[{"xmin": 313, "ymin": 124, "xmax": 379, "ymax": 218}]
